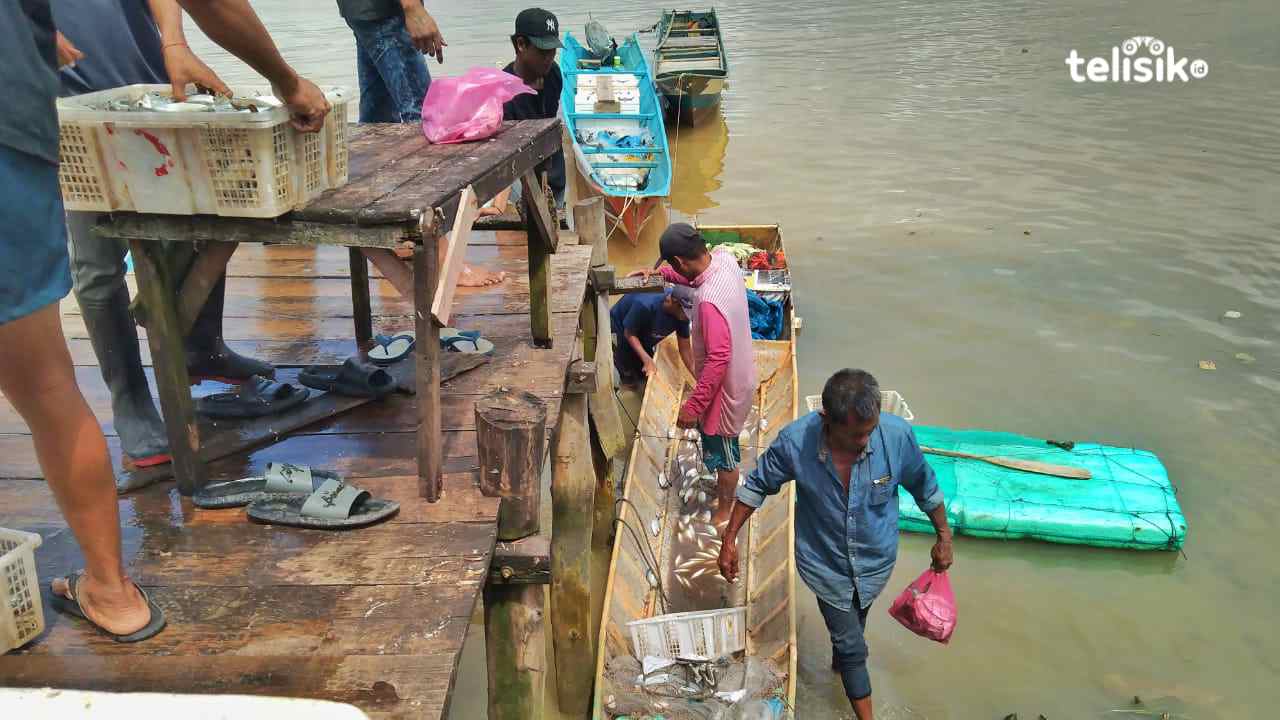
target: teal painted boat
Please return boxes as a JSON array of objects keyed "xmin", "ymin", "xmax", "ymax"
[
  {"xmin": 899, "ymin": 426, "xmax": 1187, "ymax": 551},
  {"xmin": 654, "ymin": 8, "xmax": 728, "ymax": 126}
]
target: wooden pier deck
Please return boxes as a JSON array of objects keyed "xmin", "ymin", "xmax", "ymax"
[{"xmin": 0, "ymin": 231, "xmax": 592, "ymax": 718}]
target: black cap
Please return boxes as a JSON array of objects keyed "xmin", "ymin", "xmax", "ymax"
[
  {"xmin": 515, "ymin": 8, "xmax": 563, "ymax": 50},
  {"xmin": 656, "ymin": 223, "xmax": 706, "ymax": 267}
]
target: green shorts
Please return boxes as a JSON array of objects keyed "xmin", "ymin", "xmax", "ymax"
[{"xmin": 701, "ymin": 431, "xmax": 740, "ymax": 472}]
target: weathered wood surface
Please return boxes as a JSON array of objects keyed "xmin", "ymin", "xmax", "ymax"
[
  {"xmin": 549, "ymin": 389, "xmax": 597, "ymax": 714},
  {"xmin": 432, "ymin": 184, "xmax": 479, "ymax": 327},
  {"xmin": 414, "ymin": 214, "xmax": 444, "ymax": 501},
  {"xmin": 610, "ymin": 273, "xmax": 666, "ymax": 295},
  {"xmin": 524, "ymin": 172, "xmax": 556, "ymax": 348},
  {"xmin": 489, "ymin": 535, "xmax": 551, "ymax": 585},
  {"xmin": 476, "ymin": 389, "xmax": 547, "ymax": 541},
  {"xmin": 299, "ymin": 120, "xmax": 561, "ymax": 229},
  {"xmin": 484, "ymin": 584, "xmax": 545, "ymax": 720},
  {"xmin": 349, "ymin": 247, "xmax": 374, "ymax": 347},
  {"xmin": 129, "ymin": 239, "xmax": 204, "ymax": 493},
  {"xmin": 0, "ymin": 230, "xmax": 590, "ymax": 719}
]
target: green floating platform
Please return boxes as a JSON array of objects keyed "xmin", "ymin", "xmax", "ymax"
[{"xmin": 899, "ymin": 425, "xmax": 1187, "ymax": 551}]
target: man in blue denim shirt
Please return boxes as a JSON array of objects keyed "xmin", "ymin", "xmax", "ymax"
[
  {"xmin": 718, "ymin": 369, "xmax": 954, "ymax": 720},
  {"xmin": 337, "ymin": 0, "xmax": 445, "ymax": 122}
]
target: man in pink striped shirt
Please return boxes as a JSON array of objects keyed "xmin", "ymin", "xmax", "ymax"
[{"xmin": 632, "ymin": 224, "xmax": 757, "ymax": 524}]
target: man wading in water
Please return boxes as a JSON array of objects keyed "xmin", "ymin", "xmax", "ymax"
[{"xmin": 717, "ymin": 369, "xmax": 955, "ymax": 719}]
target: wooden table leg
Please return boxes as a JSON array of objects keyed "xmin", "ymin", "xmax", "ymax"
[
  {"xmin": 349, "ymin": 247, "xmax": 373, "ymax": 349},
  {"xmin": 413, "ymin": 228, "xmax": 443, "ymax": 501},
  {"xmin": 521, "ymin": 170, "xmax": 558, "ymax": 349},
  {"xmin": 128, "ymin": 239, "xmax": 205, "ymax": 495}
]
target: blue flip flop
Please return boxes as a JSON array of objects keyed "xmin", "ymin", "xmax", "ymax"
[
  {"xmin": 440, "ymin": 330, "xmax": 494, "ymax": 356},
  {"xmin": 368, "ymin": 333, "xmax": 416, "ymax": 365}
]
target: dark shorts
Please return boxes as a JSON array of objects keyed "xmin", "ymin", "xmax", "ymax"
[
  {"xmin": 0, "ymin": 145, "xmax": 71, "ymax": 326},
  {"xmin": 818, "ymin": 590, "xmax": 873, "ymax": 700},
  {"xmin": 700, "ymin": 431, "xmax": 740, "ymax": 472}
]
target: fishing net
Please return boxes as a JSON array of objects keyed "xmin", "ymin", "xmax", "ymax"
[{"xmin": 898, "ymin": 426, "xmax": 1187, "ymax": 550}]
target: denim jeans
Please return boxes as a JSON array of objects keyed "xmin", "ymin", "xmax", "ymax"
[
  {"xmin": 345, "ymin": 14, "xmax": 431, "ymax": 123},
  {"xmin": 818, "ymin": 589, "xmax": 873, "ymax": 700}
]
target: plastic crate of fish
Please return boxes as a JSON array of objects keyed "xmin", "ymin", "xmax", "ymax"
[
  {"xmin": 0, "ymin": 527, "xmax": 44, "ymax": 653},
  {"xmin": 626, "ymin": 606, "xmax": 746, "ymax": 661},
  {"xmin": 55, "ymin": 84, "xmax": 349, "ymax": 218}
]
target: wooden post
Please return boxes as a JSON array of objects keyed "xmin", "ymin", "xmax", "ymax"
[
  {"xmin": 484, "ymin": 584, "xmax": 545, "ymax": 720},
  {"xmin": 348, "ymin": 247, "xmax": 373, "ymax": 349},
  {"xmin": 574, "ymin": 198, "xmax": 627, "ymax": 462},
  {"xmin": 551, "ymin": 363, "xmax": 597, "ymax": 714},
  {"xmin": 128, "ymin": 239, "xmax": 205, "ymax": 495},
  {"xmin": 412, "ymin": 211, "xmax": 443, "ymax": 501},
  {"xmin": 523, "ymin": 170, "xmax": 558, "ymax": 348},
  {"xmin": 476, "ymin": 388, "xmax": 547, "ymax": 541}
]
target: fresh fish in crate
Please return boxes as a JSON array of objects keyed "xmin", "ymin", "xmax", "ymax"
[{"xmin": 689, "ymin": 567, "xmax": 708, "ymax": 580}]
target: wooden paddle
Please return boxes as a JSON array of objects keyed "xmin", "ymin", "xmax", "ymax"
[{"xmin": 921, "ymin": 446, "xmax": 1092, "ymax": 480}]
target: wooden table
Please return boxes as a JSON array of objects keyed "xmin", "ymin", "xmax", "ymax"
[{"xmin": 97, "ymin": 119, "xmax": 562, "ymax": 500}]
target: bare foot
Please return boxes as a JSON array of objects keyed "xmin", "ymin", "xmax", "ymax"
[
  {"xmin": 393, "ymin": 241, "xmax": 414, "ymax": 261},
  {"xmin": 457, "ymin": 264, "xmax": 507, "ymax": 287},
  {"xmin": 477, "ymin": 205, "xmax": 502, "ymax": 218},
  {"xmin": 52, "ymin": 572, "xmax": 150, "ymax": 636}
]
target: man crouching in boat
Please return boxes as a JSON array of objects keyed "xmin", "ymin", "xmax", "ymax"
[
  {"xmin": 629, "ymin": 223, "xmax": 755, "ymax": 525},
  {"xmin": 717, "ymin": 369, "xmax": 955, "ymax": 720}
]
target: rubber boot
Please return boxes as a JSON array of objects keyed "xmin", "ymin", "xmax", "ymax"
[
  {"xmin": 185, "ymin": 274, "xmax": 275, "ymax": 383},
  {"xmin": 79, "ymin": 287, "xmax": 170, "ymax": 462}
]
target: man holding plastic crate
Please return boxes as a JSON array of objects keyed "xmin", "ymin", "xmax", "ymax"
[
  {"xmin": 2, "ymin": 0, "xmax": 327, "ymax": 644},
  {"xmin": 717, "ymin": 369, "xmax": 955, "ymax": 720},
  {"xmin": 53, "ymin": 0, "xmax": 281, "ymax": 481},
  {"xmin": 336, "ymin": 0, "xmax": 446, "ymax": 123}
]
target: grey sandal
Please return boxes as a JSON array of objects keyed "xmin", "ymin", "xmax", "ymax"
[
  {"xmin": 246, "ymin": 478, "xmax": 399, "ymax": 529},
  {"xmin": 50, "ymin": 572, "xmax": 166, "ymax": 643},
  {"xmin": 193, "ymin": 462, "xmax": 342, "ymax": 509}
]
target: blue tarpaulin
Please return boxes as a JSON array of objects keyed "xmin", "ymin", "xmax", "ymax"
[{"xmin": 747, "ymin": 290, "xmax": 784, "ymax": 340}]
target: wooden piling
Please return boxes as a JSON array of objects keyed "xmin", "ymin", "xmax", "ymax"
[
  {"xmin": 128, "ymin": 239, "xmax": 205, "ymax": 494},
  {"xmin": 550, "ymin": 364, "xmax": 598, "ymax": 714},
  {"xmin": 523, "ymin": 170, "xmax": 558, "ymax": 348},
  {"xmin": 476, "ymin": 388, "xmax": 547, "ymax": 541},
  {"xmin": 484, "ymin": 583, "xmax": 545, "ymax": 720}
]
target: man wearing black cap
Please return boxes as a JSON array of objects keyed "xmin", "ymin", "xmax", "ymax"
[{"xmin": 503, "ymin": 8, "xmax": 566, "ymax": 209}]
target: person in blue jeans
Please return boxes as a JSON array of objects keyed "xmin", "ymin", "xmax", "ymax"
[{"xmin": 337, "ymin": 0, "xmax": 446, "ymax": 122}]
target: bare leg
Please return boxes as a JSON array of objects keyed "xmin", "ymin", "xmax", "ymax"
[
  {"xmin": 713, "ymin": 467, "xmax": 738, "ymax": 525},
  {"xmin": 0, "ymin": 303, "xmax": 149, "ymax": 635},
  {"xmin": 852, "ymin": 695, "xmax": 874, "ymax": 720},
  {"xmin": 441, "ymin": 234, "xmax": 505, "ymax": 287}
]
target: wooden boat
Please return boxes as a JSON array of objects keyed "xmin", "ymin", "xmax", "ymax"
[
  {"xmin": 560, "ymin": 33, "xmax": 672, "ymax": 246},
  {"xmin": 654, "ymin": 9, "xmax": 729, "ymax": 126},
  {"xmin": 593, "ymin": 224, "xmax": 797, "ymax": 718}
]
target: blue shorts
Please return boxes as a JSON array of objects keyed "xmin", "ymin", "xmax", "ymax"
[
  {"xmin": 0, "ymin": 145, "xmax": 71, "ymax": 326},
  {"xmin": 700, "ymin": 431, "xmax": 740, "ymax": 472}
]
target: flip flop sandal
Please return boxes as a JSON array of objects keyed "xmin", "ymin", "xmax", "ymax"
[
  {"xmin": 298, "ymin": 357, "xmax": 396, "ymax": 398},
  {"xmin": 440, "ymin": 333, "xmax": 494, "ymax": 356},
  {"xmin": 196, "ymin": 376, "xmax": 310, "ymax": 419},
  {"xmin": 246, "ymin": 478, "xmax": 399, "ymax": 529},
  {"xmin": 367, "ymin": 333, "xmax": 416, "ymax": 365},
  {"xmin": 193, "ymin": 462, "xmax": 343, "ymax": 509},
  {"xmin": 440, "ymin": 328, "xmax": 481, "ymax": 342},
  {"xmin": 50, "ymin": 572, "xmax": 166, "ymax": 643}
]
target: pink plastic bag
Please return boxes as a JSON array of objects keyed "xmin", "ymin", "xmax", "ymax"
[
  {"xmin": 888, "ymin": 569, "xmax": 956, "ymax": 644},
  {"xmin": 421, "ymin": 67, "xmax": 535, "ymax": 144}
]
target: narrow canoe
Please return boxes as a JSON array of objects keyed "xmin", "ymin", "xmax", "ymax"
[
  {"xmin": 560, "ymin": 32, "xmax": 672, "ymax": 246},
  {"xmin": 654, "ymin": 8, "xmax": 729, "ymax": 126}
]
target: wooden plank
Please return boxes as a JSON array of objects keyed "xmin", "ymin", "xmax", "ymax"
[
  {"xmin": 176, "ymin": 240, "xmax": 238, "ymax": 336},
  {"xmin": 525, "ymin": 176, "xmax": 555, "ymax": 349},
  {"xmin": 549, "ymin": 389, "xmax": 596, "ymax": 714},
  {"xmin": 362, "ymin": 246, "xmax": 416, "ymax": 299},
  {"xmin": 353, "ymin": 120, "xmax": 562, "ymax": 228},
  {"xmin": 414, "ymin": 215, "xmax": 444, "ymax": 501},
  {"xmin": 129, "ymin": 239, "xmax": 205, "ymax": 494},
  {"xmin": 432, "ymin": 185, "xmax": 478, "ymax": 326},
  {"xmin": 490, "ymin": 535, "xmax": 551, "ymax": 585},
  {"xmin": 520, "ymin": 170, "xmax": 559, "ymax": 253},
  {"xmin": 101, "ymin": 214, "xmax": 410, "ymax": 250},
  {"xmin": 349, "ymin": 247, "xmax": 374, "ymax": 348}
]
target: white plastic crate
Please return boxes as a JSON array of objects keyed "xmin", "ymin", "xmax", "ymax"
[
  {"xmin": 805, "ymin": 390, "xmax": 914, "ymax": 422},
  {"xmin": 626, "ymin": 606, "xmax": 746, "ymax": 661},
  {"xmin": 1, "ymin": 528, "xmax": 44, "ymax": 654},
  {"xmin": 56, "ymin": 85, "xmax": 349, "ymax": 218}
]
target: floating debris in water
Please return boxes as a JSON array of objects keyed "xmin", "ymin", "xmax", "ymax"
[
  {"xmin": 1223, "ymin": 310, "xmax": 1242, "ymax": 319},
  {"xmin": 1198, "ymin": 360, "xmax": 1217, "ymax": 371}
]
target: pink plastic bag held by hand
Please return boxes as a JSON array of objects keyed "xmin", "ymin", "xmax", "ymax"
[
  {"xmin": 888, "ymin": 569, "xmax": 957, "ymax": 643},
  {"xmin": 421, "ymin": 67, "xmax": 534, "ymax": 144}
]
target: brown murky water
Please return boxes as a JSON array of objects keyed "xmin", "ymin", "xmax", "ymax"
[{"xmin": 189, "ymin": 1, "xmax": 1280, "ymax": 716}]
